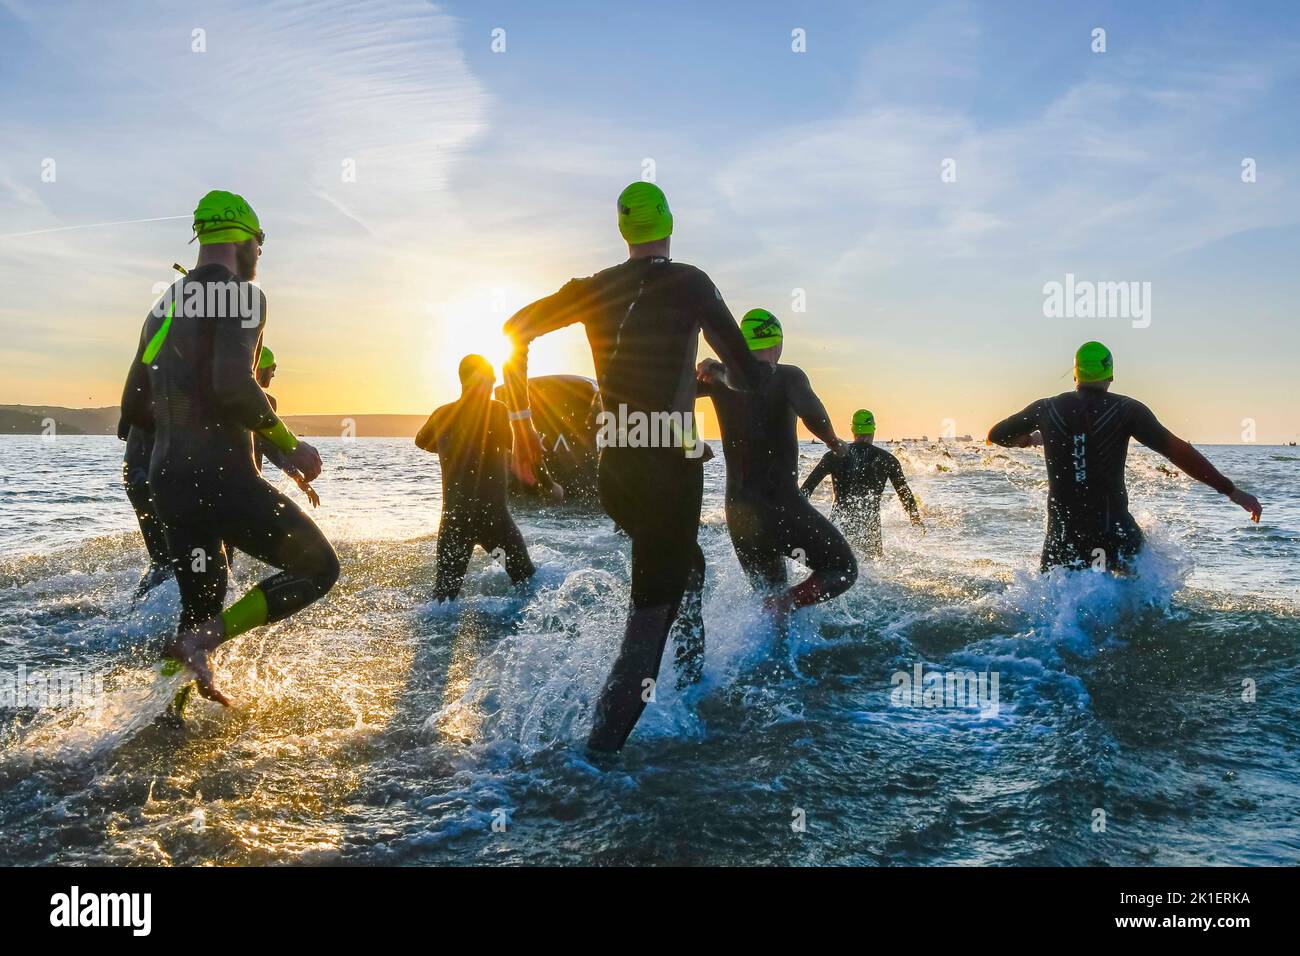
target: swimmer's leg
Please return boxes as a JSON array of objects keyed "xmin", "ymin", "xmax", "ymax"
[
  {"xmin": 1103, "ymin": 515, "xmax": 1145, "ymax": 575},
  {"xmin": 765, "ymin": 499, "xmax": 858, "ymax": 622},
  {"xmin": 162, "ymin": 522, "xmax": 228, "ymax": 711},
  {"xmin": 589, "ymin": 453, "xmax": 701, "ymax": 752},
  {"xmin": 588, "ymin": 601, "xmax": 679, "ymax": 753},
  {"xmin": 728, "ymin": 501, "xmax": 788, "ymax": 593},
  {"xmin": 488, "ymin": 517, "xmax": 536, "ymax": 586},
  {"xmin": 166, "ymin": 481, "xmax": 338, "ymax": 703},
  {"xmin": 668, "ymin": 544, "xmax": 706, "ymax": 689},
  {"xmin": 166, "ymin": 524, "xmax": 229, "ymax": 633},
  {"xmin": 432, "ymin": 514, "xmax": 474, "ymax": 603},
  {"xmin": 125, "ymin": 478, "xmax": 173, "ymax": 601}
]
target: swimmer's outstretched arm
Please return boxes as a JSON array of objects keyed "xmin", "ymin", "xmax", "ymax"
[
  {"xmin": 987, "ymin": 402, "xmax": 1045, "ymax": 448},
  {"xmin": 698, "ymin": 283, "xmax": 762, "ymax": 391},
  {"xmin": 888, "ymin": 457, "xmax": 924, "ymax": 526},
  {"xmin": 1129, "ymin": 402, "xmax": 1262, "ymax": 522},
  {"xmin": 800, "ymin": 453, "xmax": 834, "ymax": 497},
  {"xmin": 415, "ymin": 407, "xmax": 443, "ymax": 452},
  {"xmin": 503, "ymin": 282, "xmax": 588, "ymax": 485}
]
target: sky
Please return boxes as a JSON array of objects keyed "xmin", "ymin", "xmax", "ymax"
[{"xmin": 1, "ymin": 0, "xmax": 1297, "ymax": 442}]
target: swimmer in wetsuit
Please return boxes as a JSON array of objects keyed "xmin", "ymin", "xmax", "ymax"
[
  {"xmin": 502, "ymin": 182, "xmax": 763, "ymax": 752},
  {"xmin": 415, "ymin": 354, "xmax": 559, "ymax": 602},
  {"xmin": 801, "ymin": 409, "xmax": 924, "ymax": 558},
  {"xmin": 253, "ymin": 346, "xmax": 319, "ymax": 507},
  {"xmin": 118, "ymin": 190, "xmax": 339, "ymax": 704},
  {"xmin": 987, "ymin": 341, "xmax": 1262, "ymax": 572},
  {"xmin": 696, "ymin": 309, "xmax": 857, "ymax": 625}
]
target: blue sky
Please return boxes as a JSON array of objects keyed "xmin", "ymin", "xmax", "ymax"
[{"xmin": 1, "ymin": 0, "xmax": 1297, "ymax": 441}]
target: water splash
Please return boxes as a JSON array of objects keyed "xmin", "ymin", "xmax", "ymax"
[{"xmin": 6, "ymin": 662, "xmax": 190, "ymax": 766}]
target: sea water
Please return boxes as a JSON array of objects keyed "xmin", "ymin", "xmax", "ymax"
[{"xmin": 0, "ymin": 436, "xmax": 1296, "ymax": 865}]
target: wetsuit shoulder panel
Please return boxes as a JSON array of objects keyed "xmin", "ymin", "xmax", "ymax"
[
  {"xmin": 208, "ymin": 281, "xmax": 279, "ymax": 433},
  {"xmin": 1116, "ymin": 394, "xmax": 1234, "ymax": 494},
  {"xmin": 778, "ymin": 364, "xmax": 836, "ymax": 445},
  {"xmin": 416, "ymin": 402, "xmax": 452, "ymax": 451},
  {"xmin": 1118, "ymin": 395, "xmax": 1174, "ymax": 454}
]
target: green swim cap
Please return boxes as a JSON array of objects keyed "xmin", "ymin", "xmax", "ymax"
[
  {"xmin": 257, "ymin": 345, "xmax": 276, "ymax": 370},
  {"xmin": 740, "ymin": 308, "xmax": 783, "ymax": 350},
  {"xmin": 1074, "ymin": 341, "xmax": 1114, "ymax": 383},
  {"xmin": 192, "ymin": 190, "xmax": 263, "ymax": 246},
  {"xmin": 617, "ymin": 182, "xmax": 673, "ymax": 245},
  {"xmin": 852, "ymin": 409, "xmax": 876, "ymax": 436}
]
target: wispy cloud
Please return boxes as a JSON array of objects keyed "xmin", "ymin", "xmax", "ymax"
[
  {"xmin": 0, "ymin": 0, "xmax": 489, "ymax": 400},
  {"xmin": 709, "ymin": 5, "xmax": 1300, "ymax": 301}
]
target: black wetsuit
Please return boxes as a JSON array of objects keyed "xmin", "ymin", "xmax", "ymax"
[
  {"xmin": 988, "ymin": 389, "xmax": 1234, "ymax": 571},
  {"xmin": 802, "ymin": 442, "xmax": 920, "ymax": 557},
  {"xmin": 699, "ymin": 363, "xmax": 856, "ymax": 597},
  {"xmin": 504, "ymin": 257, "xmax": 761, "ymax": 741},
  {"xmin": 119, "ymin": 264, "xmax": 338, "ymax": 631},
  {"xmin": 416, "ymin": 396, "xmax": 535, "ymax": 601},
  {"xmin": 118, "ymin": 420, "xmax": 173, "ymax": 595}
]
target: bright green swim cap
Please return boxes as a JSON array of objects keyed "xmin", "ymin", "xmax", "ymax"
[
  {"xmin": 192, "ymin": 190, "xmax": 263, "ymax": 246},
  {"xmin": 1074, "ymin": 341, "xmax": 1113, "ymax": 383},
  {"xmin": 852, "ymin": 409, "xmax": 876, "ymax": 436},
  {"xmin": 257, "ymin": 345, "xmax": 276, "ymax": 370},
  {"xmin": 617, "ymin": 182, "xmax": 673, "ymax": 245},
  {"xmin": 740, "ymin": 308, "xmax": 783, "ymax": 350}
]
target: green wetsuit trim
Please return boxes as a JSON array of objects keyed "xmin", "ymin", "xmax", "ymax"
[
  {"xmin": 256, "ymin": 419, "xmax": 299, "ymax": 454},
  {"xmin": 220, "ymin": 586, "xmax": 269, "ymax": 638},
  {"xmin": 141, "ymin": 300, "xmax": 175, "ymax": 364}
]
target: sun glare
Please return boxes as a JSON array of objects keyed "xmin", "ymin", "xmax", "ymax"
[
  {"xmin": 426, "ymin": 285, "xmax": 595, "ymax": 394},
  {"xmin": 427, "ymin": 290, "xmax": 518, "ymax": 388}
]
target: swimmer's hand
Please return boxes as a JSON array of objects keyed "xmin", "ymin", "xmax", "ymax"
[
  {"xmin": 510, "ymin": 418, "xmax": 545, "ymax": 486},
  {"xmin": 829, "ymin": 438, "xmax": 850, "ymax": 456},
  {"xmin": 547, "ymin": 481, "xmax": 565, "ymax": 504},
  {"xmin": 696, "ymin": 358, "xmax": 726, "ymax": 385},
  {"xmin": 164, "ymin": 621, "xmax": 232, "ymax": 707},
  {"xmin": 1011, "ymin": 431, "xmax": 1043, "ymax": 448},
  {"xmin": 287, "ymin": 441, "xmax": 323, "ymax": 482},
  {"xmin": 295, "ymin": 476, "xmax": 320, "ymax": 508},
  {"xmin": 1229, "ymin": 488, "xmax": 1262, "ymax": 523}
]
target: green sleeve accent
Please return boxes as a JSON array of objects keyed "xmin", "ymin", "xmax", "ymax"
[
  {"xmin": 256, "ymin": 418, "xmax": 299, "ymax": 454},
  {"xmin": 141, "ymin": 300, "xmax": 175, "ymax": 364},
  {"xmin": 220, "ymin": 586, "xmax": 269, "ymax": 639}
]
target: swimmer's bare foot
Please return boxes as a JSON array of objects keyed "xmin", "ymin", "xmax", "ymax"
[{"xmin": 163, "ymin": 618, "xmax": 231, "ymax": 706}]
